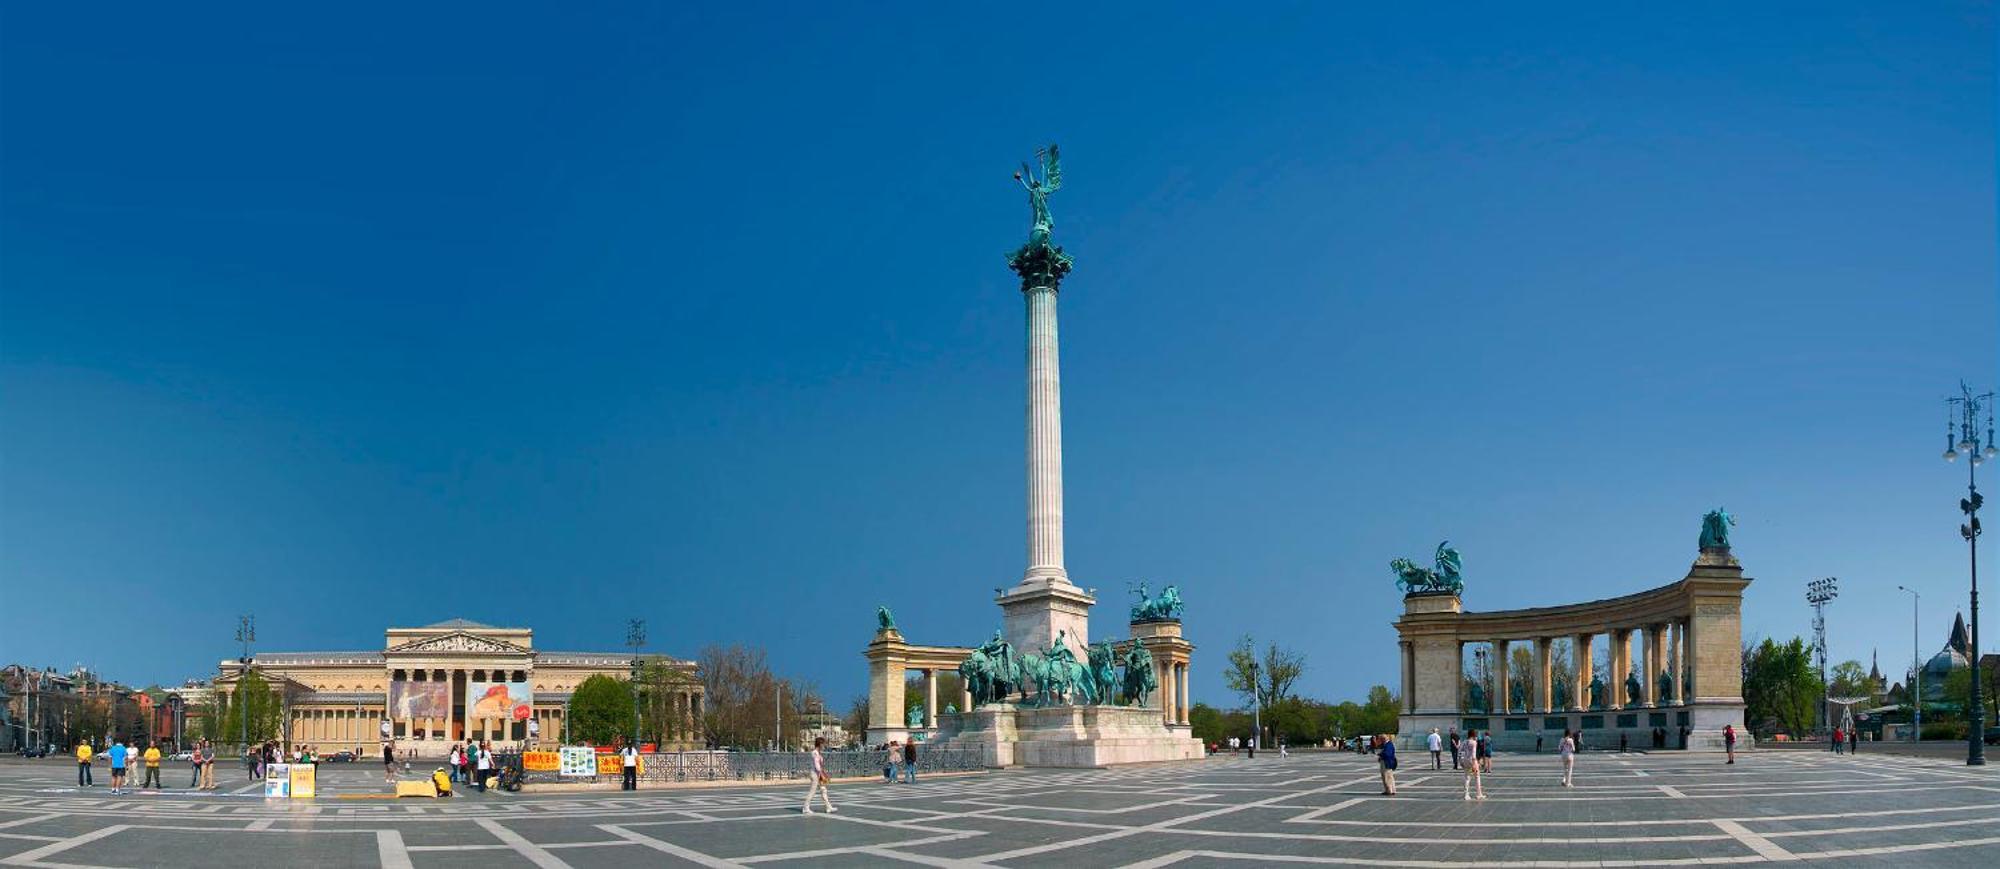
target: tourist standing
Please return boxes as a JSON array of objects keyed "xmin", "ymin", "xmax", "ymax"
[
  {"xmin": 1558, "ymin": 731, "xmax": 1575, "ymax": 787},
  {"xmin": 1848, "ymin": 728, "xmax": 1858, "ymax": 754},
  {"xmin": 884, "ymin": 741, "xmax": 900, "ymax": 782},
  {"xmin": 476, "ymin": 741, "xmax": 493, "ymax": 792},
  {"xmin": 1447, "ymin": 728, "xmax": 1461, "ymax": 769},
  {"xmin": 188, "ymin": 741, "xmax": 203, "ymax": 788},
  {"xmin": 75, "ymin": 740, "xmax": 93, "ymax": 787},
  {"xmin": 108, "ymin": 739, "xmax": 128, "ymax": 794},
  {"xmin": 1723, "ymin": 724, "xmax": 1736, "ymax": 764},
  {"xmin": 901, "ymin": 739, "xmax": 917, "ymax": 784},
  {"xmin": 383, "ymin": 743, "xmax": 397, "ymax": 783},
  {"xmin": 1377, "ymin": 734, "xmax": 1398, "ymax": 795},
  {"xmin": 1831, "ymin": 726, "xmax": 1844, "ymax": 755},
  {"xmin": 1459, "ymin": 730, "xmax": 1485, "ymax": 800},
  {"xmin": 1536, "ymin": 733, "xmax": 1544, "ymax": 754},
  {"xmin": 620, "ymin": 742, "xmax": 639, "ymax": 791},
  {"xmin": 142, "ymin": 742, "xmax": 162, "ymax": 789},
  {"xmin": 203, "ymin": 740, "xmax": 219, "ymax": 789},
  {"xmin": 1479, "ymin": 731, "xmax": 1493, "ymax": 773},
  {"xmin": 802, "ymin": 736, "xmax": 836, "ymax": 814},
  {"xmin": 1427, "ymin": 728, "xmax": 1443, "ymax": 769}
]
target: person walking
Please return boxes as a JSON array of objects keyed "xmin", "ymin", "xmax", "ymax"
[
  {"xmin": 1377, "ymin": 734, "xmax": 1398, "ymax": 795},
  {"xmin": 1447, "ymin": 728, "xmax": 1461, "ymax": 769},
  {"xmin": 107, "ymin": 739, "xmax": 128, "ymax": 794},
  {"xmin": 75, "ymin": 740, "xmax": 93, "ymax": 787},
  {"xmin": 901, "ymin": 739, "xmax": 917, "ymax": 784},
  {"xmin": 802, "ymin": 736, "xmax": 836, "ymax": 814},
  {"xmin": 383, "ymin": 742, "xmax": 397, "ymax": 784},
  {"xmin": 1723, "ymin": 724, "xmax": 1737, "ymax": 764},
  {"xmin": 1479, "ymin": 731, "xmax": 1493, "ymax": 773},
  {"xmin": 1848, "ymin": 727, "xmax": 1858, "ymax": 754},
  {"xmin": 1460, "ymin": 730, "xmax": 1485, "ymax": 800},
  {"xmin": 1831, "ymin": 726, "xmax": 1844, "ymax": 755},
  {"xmin": 1427, "ymin": 728, "xmax": 1443, "ymax": 770},
  {"xmin": 141, "ymin": 742, "xmax": 162, "ymax": 790},
  {"xmin": 620, "ymin": 742, "xmax": 639, "ymax": 791},
  {"xmin": 1536, "ymin": 733, "xmax": 1545, "ymax": 754},
  {"xmin": 884, "ymin": 741, "xmax": 900, "ymax": 783},
  {"xmin": 1558, "ymin": 730, "xmax": 1576, "ymax": 787}
]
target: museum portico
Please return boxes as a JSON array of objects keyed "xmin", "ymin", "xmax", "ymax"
[
  {"xmin": 213, "ymin": 619, "xmax": 703, "ymax": 757},
  {"xmin": 1394, "ymin": 525, "xmax": 1751, "ymax": 752}
]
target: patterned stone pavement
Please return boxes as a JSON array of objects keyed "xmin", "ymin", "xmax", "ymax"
[{"xmin": 0, "ymin": 749, "xmax": 1995, "ymax": 867}]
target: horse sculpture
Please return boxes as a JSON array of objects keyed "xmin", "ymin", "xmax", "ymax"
[
  {"xmin": 1087, "ymin": 641, "xmax": 1119, "ymax": 705},
  {"xmin": 1129, "ymin": 582, "xmax": 1186, "ymax": 622},
  {"xmin": 1392, "ymin": 541, "xmax": 1465, "ymax": 595},
  {"xmin": 1121, "ymin": 643, "xmax": 1158, "ymax": 707}
]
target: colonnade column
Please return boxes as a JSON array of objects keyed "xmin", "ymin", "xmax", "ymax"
[
  {"xmin": 1669, "ymin": 620, "xmax": 1684, "ymax": 704},
  {"xmin": 924, "ymin": 669, "xmax": 939, "ymax": 729},
  {"xmin": 1643, "ymin": 625, "xmax": 1662, "ymax": 707},
  {"xmin": 1572, "ymin": 634, "xmax": 1592, "ymax": 711},
  {"xmin": 1535, "ymin": 638, "xmax": 1553, "ymax": 713},
  {"xmin": 1179, "ymin": 663, "xmax": 1190, "ymax": 725},
  {"xmin": 1608, "ymin": 630, "xmax": 1628, "ymax": 708},
  {"xmin": 1493, "ymin": 640, "xmax": 1511, "ymax": 713}
]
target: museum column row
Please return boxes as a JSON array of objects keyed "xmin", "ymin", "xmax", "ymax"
[{"xmin": 290, "ymin": 707, "xmax": 383, "ymax": 746}]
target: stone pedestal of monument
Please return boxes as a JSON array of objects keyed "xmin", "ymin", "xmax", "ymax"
[{"xmin": 934, "ymin": 703, "xmax": 1203, "ymax": 768}]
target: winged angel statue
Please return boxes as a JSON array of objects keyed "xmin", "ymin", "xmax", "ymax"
[{"xmin": 1014, "ymin": 143, "xmax": 1062, "ymax": 245}]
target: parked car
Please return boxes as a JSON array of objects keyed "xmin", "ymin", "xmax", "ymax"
[
  {"xmin": 324, "ymin": 750, "xmax": 357, "ymax": 763},
  {"xmin": 169, "ymin": 751, "xmax": 194, "ymax": 761}
]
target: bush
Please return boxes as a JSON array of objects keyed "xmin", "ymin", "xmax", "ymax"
[{"xmin": 1921, "ymin": 722, "xmax": 1967, "ymax": 741}]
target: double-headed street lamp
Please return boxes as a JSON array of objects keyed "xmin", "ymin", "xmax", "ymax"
[
  {"xmin": 1897, "ymin": 585, "xmax": 1921, "ymax": 742},
  {"xmin": 1942, "ymin": 382, "xmax": 1993, "ymax": 766},
  {"xmin": 627, "ymin": 620, "xmax": 646, "ymax": 751}
]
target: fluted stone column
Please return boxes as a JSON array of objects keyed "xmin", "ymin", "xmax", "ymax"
[
  {"xmin": 1535, "ymin": 637, "xmax": 1553, "ymax": 713},
  {"xmin": 1573, "ymin": 634, "xmax": 1592, "ymax": 711},
  {"xmin": 924, "ymin": 669, "xmax": 938, "ymax": 729},
  {"xmin": 1023, "ymin": 284, "xmax": 1066, "ymax": 586},
  {"xmin": 1669, "ymin": 621, "xmax": 1684, "ymax": 704},
  {"xmin": 999, "ymin": 238, "xmax": 1093, "ymax": 663},
  {"xmin": 1493, "ymin": 640, "xmax": 1511, "ymax": 713}
]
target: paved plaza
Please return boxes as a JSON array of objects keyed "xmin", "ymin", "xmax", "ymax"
[{"xmin": 0, "ymin": 751, "xmax": 1996, "ymax": 867}]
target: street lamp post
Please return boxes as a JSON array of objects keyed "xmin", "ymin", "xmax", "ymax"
[
  {"xmin": 1898, "ymin": 586, "xmax": 1922, "ymax": 742},
  {"xmin": 1248, "ymin": 659, "xmax": 1261, "ymax": 752},
  {"xmin": 1942, "ymin": 382, "xmax": 1993, "ymax": 766},
  {"xmin": 235, "ymin": 615, "xmax": 255, "ymax": 750},
  {"xmin": 626, "ymin": 620, "xmax": 646, "ymax": 751}
]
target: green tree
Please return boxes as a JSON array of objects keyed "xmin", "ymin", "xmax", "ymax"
[
  {"xmin": 1742, "ymin": 638, "xmax": 1818, "ymax": 735},
  {"xmin": 634, "ymin": 658, "xmax": 702, "ymax": 746},
  {"xmin": 1189, "ymin": 702, "xmax": 1225, "ymax": 743},
  {"xmin": 1223, "ymin": 635, "xmax": 1306, "ymax": 745},
  {"xmin": 1828, "ymin": 660, "xmax": 1876, "ymax": 698},
  {"xmin": 569, "ymin": 675, "xmax": 636, "ymax": 746},
  {"xmin": 843, "ymin": 695, "xmax": 870, "ymax": 739},
  {"xmin": 1941, "ymin": 659, "xmax": 1999, "ymax": 722},
  {"xmin": 1356, "ymin": 685, "xmax": 1401, "ymax": 737},
  {"xmin": 220, "ymin": 670, "xmax": 284, "ymax": 746}
]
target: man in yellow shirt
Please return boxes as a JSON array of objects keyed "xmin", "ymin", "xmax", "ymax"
[
  {"xmin": 75, "ymin": 742, "xmax": 93, "ymax": 787},
  {"xmin": 141, "ymin": 742, "xmax": 163, "ymax": 790}
]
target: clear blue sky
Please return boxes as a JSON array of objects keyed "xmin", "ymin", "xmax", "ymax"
[{"xmin": 2, "ymin": 3, "xmax": 1994, "ymax": 706}]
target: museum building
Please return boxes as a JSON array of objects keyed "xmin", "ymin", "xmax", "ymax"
[{"xmin": 213, "ymin": 620, "xmax": 702, "ymax": 757}]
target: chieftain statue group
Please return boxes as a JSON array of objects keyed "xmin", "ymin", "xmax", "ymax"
[{"xmin": 951, "ymin": 585, "xmax": 1176, "ymax": 709}]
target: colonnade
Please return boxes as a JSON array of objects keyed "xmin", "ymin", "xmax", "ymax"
[
  {"xmin": 1461, "ymin": 618, "xmax": 1692, "ymax": 714},
  {"xmin": 290, "ymin": 707, "xmax": 382, "ymax": 746}
]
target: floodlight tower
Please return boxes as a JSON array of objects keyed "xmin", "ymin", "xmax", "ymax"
[
  {"xmin": 627, "ymin": 619, "xmax": 646, "ymax": 751},
  {"xmin": 1806, "ymin": 578, "xmax": 1837, "ymax": 743}
]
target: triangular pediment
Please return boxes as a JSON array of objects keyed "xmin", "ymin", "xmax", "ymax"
[{"xmin": 386, "ymin": 631, "xmax": 530, "ymax": 656}]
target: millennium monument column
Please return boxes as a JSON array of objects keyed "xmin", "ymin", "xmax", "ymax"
[{"xmin": 997, "ymin": 143, "xmax": 1096, "ymax": 661}]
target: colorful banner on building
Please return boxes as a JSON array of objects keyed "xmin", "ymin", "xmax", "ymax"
[
  {"xmin": 265, "ymin": 763, "xmax": 292, "ymax": 798},
  {"xmin": 522, "ymin": 751, "xmax": 561, "ymax": 772},
  {"xmin": 389, "ymin": 681, "xmax": 448, "ymax": 720},
  {"xmin": 466, "ymin": 680, "xmax": 533, "ymax": 721},
  {"xmin": 288, "ymin": 763, "xmax": 316, "ymax": 798},
  {"xmin": 558, "ymin": 746, "xmax": 597, "ymax": 777}
]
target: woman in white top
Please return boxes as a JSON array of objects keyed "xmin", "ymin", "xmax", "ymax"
[
  {"xmin": 1558, "ymin": 731, "xmax": 1576, "ymax": 787},
  {"xmin": 1460, "ymin": 731, "xmax": 1485, "ymax": 800},
  {"xmin": 802, "ymin": 736, "xmax": 836, "ymax": 814}
]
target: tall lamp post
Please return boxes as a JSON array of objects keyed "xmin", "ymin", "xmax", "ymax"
[
  {"xmin": 1897, "ymin": 586, "xmax": 1922, "ymax": 742},
  {"xmin": 235, "ymin": 615, "xmax": 255, "ymax": 749},
  {"xmin": 1806, "ymin": 578, "xmax": 1837, "ymax": 745},
  {"xmin": 1942, "ymin": 382, "xmax": 1993, "ymax": 765},
  {"xmin": 626, "ymin": 620, "xmax": 646, "ymax": 751},
  {"xmin": 1248, "ymin": 659, "xmax": 1261, "ymax": 752}
]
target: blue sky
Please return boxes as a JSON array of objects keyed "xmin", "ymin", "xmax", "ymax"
[{"xmin": 2, "ymin": 3, "xmax": 1994, "ymax": 706}]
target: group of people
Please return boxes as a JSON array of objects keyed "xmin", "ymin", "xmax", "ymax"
[
  {"xmin": 74, "ymin": 738, "xmax": 220, "ymax": 793},
  {"xmin": 881, "ymin": 739, "xmax": 919, "ymax": 784},
  {"xmin": 1385, "ymin": 725, "xmax": 1743, "ymax": 797},
  {"xmin": 446, "ymin": 741, "xmax": 498, "ymax": 791},
  {"xmin": 1830, "ymin": 725, "xmax": 1858, "ymax": 754}
]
